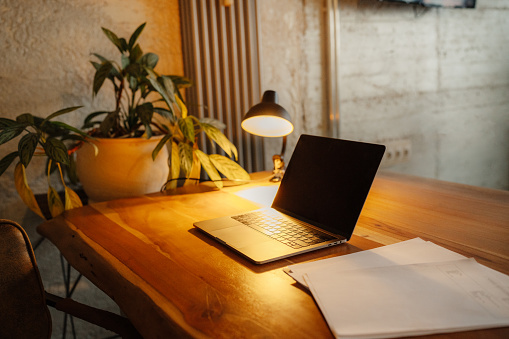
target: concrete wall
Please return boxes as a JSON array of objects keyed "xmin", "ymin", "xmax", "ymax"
[
  {"xmin": 259, "ymin": 0, "xmax": 509, "ymax": 190},
  {"xmin": 258, "ymin": 0, "xmax": 327, "ymax": 170},
  {"xmin": 338, "ymin": 0, "xmax": 509, "ymax": 189}
]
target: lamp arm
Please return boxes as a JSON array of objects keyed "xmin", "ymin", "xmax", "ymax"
[{"xmin": 280, "ymin": 135, "xmax": 287, "ymax": 157}]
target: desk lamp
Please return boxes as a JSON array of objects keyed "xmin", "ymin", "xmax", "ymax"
[{"xmin": 241, "ymin": 90, "xmax": 293, "ymax": 182}]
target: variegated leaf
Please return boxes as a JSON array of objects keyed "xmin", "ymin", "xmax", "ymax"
[
  {"xmin": 201, "ymin": 123, "xmax": 238, "ymax": 159},
  {"xmin": 209, "ymin": 154, "xmax": 250, "ymax": 182},
  {"xmin": 167, "ymin": 141, "xmax": 180, "ymax": 190},
  {"xmin": 65, "ymin": 186, "xmax": 83, "ymax": 210},
  {"xmin": 14, "ymin": 163, "xmax": 44, "ymax": 219},
  {"xmin": 184, "ymin": 151, "xmax": 201, "ymax": 186},
  {"xmin": 44, "ymin": 137, "xmax": 69, "ymax": 165},
  {"xmin": 18, "ymin": 133, "xmax": 38, "ymax": 167},
  {"xmin": 55, "ymin": 162, "xmax": 83, "ymax": 211},
  {"xmin": 195, "ymin": 150, "xmax": 223, "ymax": 189},
  {"xmin": 175, "ymin": 95, "xmax": 188, "ymax": 118},
  {"xmin": 178, "ymin": 117, "xmax": 195, "ymax": 143},
  {"xmin": 47, "ymin": 185, "xmax": 65, "ymax": 218},
  {"xmin": 179, "ymin": 142, "xmax": 193, "ymax": 177}
]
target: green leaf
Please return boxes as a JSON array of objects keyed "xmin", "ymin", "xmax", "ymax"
[
  {"xmin": 90, "ymin": 60, "xmax": 102, "ymax": 71},
  {"xmin": 102, "ymin": 27, "xmax": 124, "ymax": 52},
  {"xmin": 209, "ymin": 154, "xmax": 250, "ymax": 181},
  {"xmin": 179, "ymin": 117, "xmax": 195, "ymax": 143},
  {"xmin": 153, "ymin": 107, "xmax": 174, "ymax": 121},
  {"xmin": 35, "ymin": 119, "xmax": 64, "ymax": 136},
  {"xmin": 0, "ymin": 117, "xmax": 18, "ymax": 130},
  {"xmin": 46, "ymin": 106, "xmax": 82, "ymax": 120},
  {"xmin": 119, "ymin": 38, "xmax": 128, "ymax": 51},
  {"xmin": 93, "ymin": 62, "xmax": 114, "ymax": 95},
  {"xmin": 100, "ymin": 111, "xmax": 118, "ymax": 136},
  {"xmin": 179, "ymin": 142, "xmax": 193, "ymax": 177},
  {"xmin": 18, "ymin": 133, "xmax": 38, "ymax": 167},
  {"xmin": 136, "ymin": 102, "xmax": 154, "ymax": 137},
  {"xmin": 141, "ymin": 52, "xmax": 158, "ymax": 69},
  {"xmin": 16, "ymin": 113, "xmax": 34, "ymax": 125},
  {"xmin": 169, "ymin": 75, "xmax": 192, "ymax": 89},
  {"xmin": 144, "ymin": 125, "xmax": 153, "ymax": 139},
  {"xmin": 0, "ymin": 125, "xmax": 25, "ymax": 145},
  {"xmin": 0, "ymin": 151, "xmax": 18, "ymax": 176},
  {"xmin": 130, "ymin": 44, "xmax": 143, "ymax": 63},
  {"xmin": 129, "ymin": 75, "xmax": 138, "ymax": 91},
  {"xmin": 162, "ymin": 76, "xmax": 178, "ymax": 108},
  {"xmin": 125, "ymin": 63, "xmax": 142, "ymax": 77},
  {"xmin": 152, "ymin": 133, "xmax": 172, "ymax": 161},
  {"xmin": 44, "ymin": 138, "xmax": 69, "ymax": 165},
  {"xmin": 92, "ymin": 53, "xmax": 109, "ymax": 63},
  {"xmin": 83, "ymin": 111, "xmax": 109, "ymax": 127},
  {"xmin": 128, "ymin": 23, "xmax": 146, "ymax": 49},
  {"xmin": 121, "ymin": 54, "xmax": 130, "ymax": 70},
  {"xmin": 147, "ymin": 72, "xmax": 172, "ymax": 107},
  {"xmin": 92, "ymin": 54, "xmax": 121, "ymax": 78},
  {"xmin": 40, "ymin": 106, "xmax": 82, "ymax": 129},
  {"xmin": 51, "ymin": 121, "xmax": 95, "ymax": 139},
  {"xmin": 162, "ymin": 76, "xmax": 176, "ymax": 96},
  {"xmin": 194, "ymin": 150, "xmax": 223, "ymax": 189}
]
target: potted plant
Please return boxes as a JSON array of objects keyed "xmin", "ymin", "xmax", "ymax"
[
  {"xmin": 77, "ymin": 23, "xmax": 249, "ymax": 201},
  {"xmin": 0, "ymin": 107, "xmax": 89, "ymax": 218}
]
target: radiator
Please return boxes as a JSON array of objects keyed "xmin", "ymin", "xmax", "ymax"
[{"xmin": 179, "ymin": 0, "xmax": 265, "ymax": 173}]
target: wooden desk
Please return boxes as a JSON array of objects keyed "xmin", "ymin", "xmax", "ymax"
[{"xmin": 37, "ymin": 172, "xmax": 509, "ymax": 338}]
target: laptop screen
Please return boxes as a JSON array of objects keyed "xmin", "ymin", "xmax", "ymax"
[{"xmin": 271, "ymin": 134, "xmax": 385, "ymax": 240}]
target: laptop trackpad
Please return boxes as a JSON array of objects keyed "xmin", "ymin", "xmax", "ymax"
[{"xmin": 211, "ymin": 225, "xmax": 271, "ymax": 249}]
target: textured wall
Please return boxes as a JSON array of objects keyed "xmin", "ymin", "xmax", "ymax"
[
  {"xmin": 0, "ymin": 0, "xmax": 183, "ymax": 224},
  {"xmin": 258, "ymin": 0, "xmax": 326, "ymax": 169},
  {"xmin": 259, "ymin": 0, "xmax": 509, "ymax": 190},
  {"xmin": 338, "ymin": 0, "xmax": 509, "ymax": 189}
]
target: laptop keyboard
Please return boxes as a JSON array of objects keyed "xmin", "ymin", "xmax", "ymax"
[{"xmin": 232, "ymin": 210, "xmax": 336, "ymax": 249}]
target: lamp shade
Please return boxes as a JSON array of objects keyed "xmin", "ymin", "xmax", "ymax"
[{"xmin": 241, "ymin": 91, "xmax": 293, "ymax": 137}]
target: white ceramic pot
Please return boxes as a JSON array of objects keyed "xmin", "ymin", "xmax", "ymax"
[{"xmin": 76, "ymin": 136, "xmax": 169, "ymax": 202}]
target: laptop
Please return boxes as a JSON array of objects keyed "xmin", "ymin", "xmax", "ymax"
[{"xmin": 194, "ymin": 134, "xmax": 385, "ymax": 264}]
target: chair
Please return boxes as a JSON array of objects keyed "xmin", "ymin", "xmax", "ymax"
[{"xmin": 0, "ymin": 219, "xmax": 142, "ymax": 339}]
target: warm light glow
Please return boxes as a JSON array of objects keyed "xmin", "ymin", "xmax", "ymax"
[
  {"xmin": 241, "ymin": 116, "xmax": 294, "ymax": 137},
  {"xmin": 233, "ymin": 186, "xmax": 279, "ymax": 206}
]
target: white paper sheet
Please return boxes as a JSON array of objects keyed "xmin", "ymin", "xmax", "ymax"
[
  {"xmin": 285, "ymin": 238, "xmax": 466, "ymax": 287},
  {"xmin": 304, "ymin": 258, "xmax": 509, "ymax": 338}
]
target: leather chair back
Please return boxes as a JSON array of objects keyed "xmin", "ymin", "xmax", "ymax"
[{"xmin": 0, "ymin": 219, "xmax": 52, "ymax": 339}]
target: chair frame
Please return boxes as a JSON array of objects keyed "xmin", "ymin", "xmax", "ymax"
[{"xmin": 0, "ymin": 219, "xmax": 141, "ymax": 339}]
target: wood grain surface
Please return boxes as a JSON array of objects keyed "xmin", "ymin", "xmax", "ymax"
[{"xmin": 37, "ymin": 171, "xmax": 509, "ymax": 338}]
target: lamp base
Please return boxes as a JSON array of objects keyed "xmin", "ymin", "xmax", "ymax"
[{"xmin": 270, "ymin": 154, "xmax": 285, "ymax": 182}]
